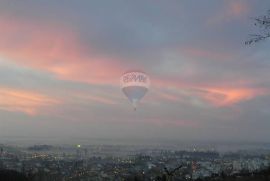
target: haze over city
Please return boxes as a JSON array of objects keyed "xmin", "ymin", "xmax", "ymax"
[{"xmin": 1, "ymin": 0, "xmax": 270, "ymax": 144}]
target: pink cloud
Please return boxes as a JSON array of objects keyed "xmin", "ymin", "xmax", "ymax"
[
  {"xmin": 199, "ymin": 87, "xmax": 268, "ymax": 107},
  {"xmin": 229, "ymin": 1, "xmax": 249, "ymax": 17},
  {"xmin": 0, "ymin": 14, "xmax": 266, "ymax": 109},
  {"xmin": 74, "ymin": 94, "xmax": 118, "ymax": 105},
  {"xmin": 0, "ymin": 87, "xmax": 60, "ymax": 115},
  {"xmin": 154, "ymin": 90, "xmax": 182, "ymax": 103},
  {"xmin": 0, "ymin": 17, "xmax": 125, "ymax": 85},
  {"xmin": 207, "ymin": 1, "xmax": 250, "ymax": 24},
  {"xmin": 151, "ymin": 76, "xmax": 270, "ymax": 107}
]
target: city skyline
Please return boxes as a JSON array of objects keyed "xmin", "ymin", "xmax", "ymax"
[{"xmin": 0, "ymin": 0, "xmax": 270, "ymax": 143}]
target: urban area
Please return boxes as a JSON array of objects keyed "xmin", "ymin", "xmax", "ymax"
[{"xmin": 0, "ymin": 143, "xmax": 270, "ymax": 180}]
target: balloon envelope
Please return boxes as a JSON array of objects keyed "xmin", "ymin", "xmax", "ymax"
[{"xmin": 120, "ymin": 71, "xmax": 150, "ymax": 110}]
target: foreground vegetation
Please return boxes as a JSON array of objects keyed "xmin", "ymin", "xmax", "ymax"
[{"xmin": 1, "ymin": 167, "xmax": 270, "ymax": 181}]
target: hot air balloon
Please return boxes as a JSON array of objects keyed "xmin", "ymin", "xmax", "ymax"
[{"xmin": 120, "ymin": 70, "xmax": 150, "ymax": 110}]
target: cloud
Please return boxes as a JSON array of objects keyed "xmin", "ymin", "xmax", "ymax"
[
  {"xmin": 74, "ymin": 94, "xmax": 118, "ymax": 105},
  {"xmin": 0, "ymin": 17, "xmax": 125, "ymax": 85},
  {"xmin": 196, "ymin": 87, "xmax": 268, "ymax": 107},
  {"xmin": 0, "ymin": 0, "xmax": 270, "ymax": 141},
  {"xmin": 0, "ymin": 87, "xmax": 60, "ymax": 115},
  {"xmin": 145, "ymin": 117, "xmax": 199, "ymax": 128},
  {"xmin": 207, "ymin": 1, "xmax": 250, "ymax": 25},
  {"xmin": 151, "ymin": 77, "xmax": 270, "ymax": 107},
  {"xmin": 180, "ymin": 47, "xmax": 232, "ymax": 61}
]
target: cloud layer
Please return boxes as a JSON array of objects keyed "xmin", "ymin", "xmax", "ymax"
[{"xmin": 0, "ymin": 0, "xmax": 270, "ymax": 142}]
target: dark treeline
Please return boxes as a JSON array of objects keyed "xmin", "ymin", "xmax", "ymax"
[
  {"xmin": 129, "ymin": 167, "xmax": 270, "ymax": 181},
  {"xmin": 1, "ymin": 167, "xmax": 270, "ymax": 181},
  {"xmin": 0, "ymin": 169, "xmax": 29, "ymax": 181},
  {"xmin": 197, "ymin": 168, "xmax": 270, "ymax": 181}
]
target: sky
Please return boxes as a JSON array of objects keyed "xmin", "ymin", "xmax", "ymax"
[{"xmin": 0, "ymin": 0, "xmax": 270, "ymax": 143}]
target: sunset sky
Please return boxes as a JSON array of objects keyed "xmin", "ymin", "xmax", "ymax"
[{"xmin": 1, "ymin": 0, "xmax": 270, "ymax": 143}]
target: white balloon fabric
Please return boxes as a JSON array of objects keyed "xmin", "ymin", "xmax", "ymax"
[{"xmin": 120, "ymin": 71, "xmax": 150, "ymax": 110}]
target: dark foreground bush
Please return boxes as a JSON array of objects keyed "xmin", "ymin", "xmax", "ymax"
[
  {"xmin": 0, "ymin": 169, "xmax": 29, "ymax": 181},
  {"xmin": 197, "ymin": 168, "xmax": 270, "ymax": 181}
]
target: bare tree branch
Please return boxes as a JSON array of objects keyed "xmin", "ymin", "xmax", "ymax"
[{"xmin": 246, "ymin": 10, "xmax": 270, "ymax": 44}]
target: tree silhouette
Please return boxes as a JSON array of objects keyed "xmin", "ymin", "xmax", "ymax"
[
  {"xmin": 245, "ymin": 10, "xmax": 270, "ymax": 44},
  {"xmin": 163, "ymin": 165, "xmax": 183, "ymax": 181},
  {"xmin": 0, "ymin": 169, "xmax": 29, "ymax": 181}
]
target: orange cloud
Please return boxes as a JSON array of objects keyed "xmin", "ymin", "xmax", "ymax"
[
  {"xmin": 199, "ymin": 87, "xmax": 270, "ymax": 107},
  {"xmin": 152, "ymin": 76, "xmax": 269, "ymax": 107},
  {"xmin": 0, "ymin": 17, "xmax": 124, "ymax": 85},
  {"xmin": 0, "ymin": 87, "xmax": 60, "ymax": 115},
  {"xmin": 229, "ymin": 1, "xmax": 249, "ymax": 17},
  {"xmin": 203, "ymin": 87, "xmax": 267, "ymax": 106},
  {"xmin": 0, "ymin": 15, "xmax": 265, "ymax": 109},
  {"xmin": 207, "ymin": 1, "xmax": 249, "ymax": 24}
]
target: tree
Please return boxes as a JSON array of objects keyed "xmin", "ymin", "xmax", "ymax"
[
  {"xmin": 0, "ymin": 169, "xmax": 29, "ymax": 181},
  {"xmin": 245, "ymin": 10, "xmax": 270, "ymax": 45},
  {"xmin": 163, "ymin": 165, "xmax": 183, "ymax": 181}
]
